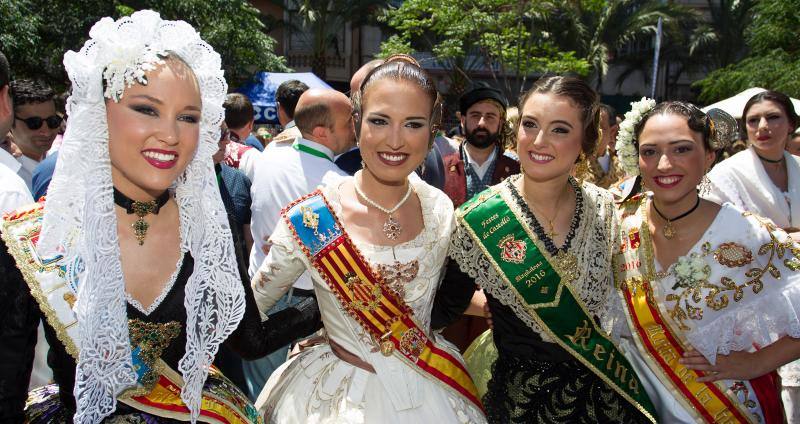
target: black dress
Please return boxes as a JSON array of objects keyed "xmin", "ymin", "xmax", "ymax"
[
  {"xmin": 432, "ymin": 177, "xmax": 651, "ymax": 424},
  {"xmin": 0, "ymin": 243, "xmax": 321, "ymax": 422}
]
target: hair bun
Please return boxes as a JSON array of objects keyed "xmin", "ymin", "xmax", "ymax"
[{"xmin": 706, "ymin": 108, "xmax": 738, "ymax": 150}]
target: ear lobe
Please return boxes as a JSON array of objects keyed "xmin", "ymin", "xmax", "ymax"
[{"xmin": 311, "ymin": 125, "xmax": 328, "ymax": 141}]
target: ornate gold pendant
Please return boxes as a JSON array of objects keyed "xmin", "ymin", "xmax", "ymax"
[
  {"xmin": 662, "ymin": 221, "xmax": 676, "ymax": 240},
  {"xmin": 132, "ymin": 217, "xmax": 149, "ymax": 245},
  {"xmin": 383, "ymin": 215, "xmax": 402, "ymax": 240},
  {"xmin": 380, "ymin": 339, "xmax": 395, "ymax": 356},
  {"xmin": 131, "ymin": 200, "xmax": 157, "ymax": 246}
]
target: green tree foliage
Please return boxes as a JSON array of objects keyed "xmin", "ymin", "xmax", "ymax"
[
  {"xmin": 294, "ymin": 0, "xmax": 387, "ymax": 80},
  {"xmin": 378, "ymin": 0, "xmax": 591, "ymax": 99},
  {"xmin": 695, "ymin": 0, "xmax": 800, "ymax": 102},
  {"xmin": 0, "ymin": 0, "xmax": 287, "ymax": 90},
  {"xmin": 545, "ymin": 0, "xmax": 697, "ymax": 90}
]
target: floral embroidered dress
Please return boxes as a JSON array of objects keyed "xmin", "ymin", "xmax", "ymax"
[
  {"xmin": 251, "ymin": 177, "xmax": 486, "ymax": 424},
  {"xmin": 613, "ymin": 196, "xmax": 800, "ymax": 423}
]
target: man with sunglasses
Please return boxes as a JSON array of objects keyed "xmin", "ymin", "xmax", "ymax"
[{"xmin": 9, "ymin": 79, "xmax": 59, "ymax": 189}]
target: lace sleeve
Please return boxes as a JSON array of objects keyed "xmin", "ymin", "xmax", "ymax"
[
  {"xmin": 684, "ymin": 212, "xmax": 800, "ymax": 363},
  {"xmin": 0, "ymin": 240, "xmax": 40, "ymax": 421},
  {"xmin": 251, "ymin": 218, "xmax": 308, "ymax": 318}
]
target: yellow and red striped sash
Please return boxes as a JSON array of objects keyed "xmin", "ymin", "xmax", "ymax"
[
  {"xmin": 282, "ymin": 191, "xmax": 483, "ymax": 411},
  {"xmin": 616, "ymin": 197, "xmax": 759, "ymax": 423}
]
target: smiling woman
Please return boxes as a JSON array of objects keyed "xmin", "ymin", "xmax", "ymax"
[
  {"xmin": 612, "ymin": 100, "xmax": 800, "ymax": 423},
  {"xmin": 251, "ymin": 55, "xmax": 487, "ymax": 423},
  {"xmin": 0, "ymin": 10, "xmax": 322, "ymax": 423}
]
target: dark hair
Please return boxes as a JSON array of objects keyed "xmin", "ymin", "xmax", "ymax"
[
  {"xmin": 353, "ymin": 55, "xmax": 442, "ymax": 145},
  {"xmin": 276, "ymin": 80, "xmax": 309, "ymax": 119},
  {"xmin": 518, "ymin": 76, "xmax": 600, "ymax": 157},
  {"xmin": 742, "ymin": 90, "xmax": 799, "ymax": 133},
  {"xmin": 598, "ymin": 103, "xmax": 617, "ymax": 127},
  {"xmin": 634, "ymin": 101, "xmax": 714, "ymax": 150},
  {"xmin": 294, "ymin": 102, "xmax": 334, "ymax": 135},
  {"xmin": 0, "ymin": 51, "xmax": 9, "ymax": 89},
  {"xmin": 223, "ymin": 93, "xmax": 255, "ymax": 130},
  {"xmin": 10, "ymin": 79, "xmax": 55, "ymax": 110}
]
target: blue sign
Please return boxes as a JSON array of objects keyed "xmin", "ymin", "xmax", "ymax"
[{"xmin": 236, "ymin": 72, "xmax": 332, "ymax": 124}]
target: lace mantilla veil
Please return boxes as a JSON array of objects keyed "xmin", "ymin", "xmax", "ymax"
[{"xmin": 37, "ymin": 10, "xmax": 245, "ymax": 423}]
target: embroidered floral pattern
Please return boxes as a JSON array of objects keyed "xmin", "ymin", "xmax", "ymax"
[
  {"xmin": 127, "ymin": 319, "xmax": 181, "ymax": 390},
  {"xmin": 662, "ymin": 217, "xmax": 800, "ymax": 330}
]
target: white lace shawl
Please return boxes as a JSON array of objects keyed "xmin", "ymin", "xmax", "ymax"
[
  {"xmin": 37, "ymin": 11, "xmax": 244, "ymax": 423},
  {"xmin": 449, "ymin": 176, "xmax": 620, "ymax": 343}
]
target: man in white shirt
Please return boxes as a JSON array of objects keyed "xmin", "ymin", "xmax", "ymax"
[
  {"xmin": 267, "ymin": 79, "xmax": 308, "ymax": 149},
  {"xmin": 9, "ymin": 80, "xmax": 59, "ymax": 190},
  {"xmin": 242, "ymin": 88, "xmax": 355, "ymax": 400},
  {"xmin": 0, "ymin": 51, "xmax": 32, "ymax": 213}
]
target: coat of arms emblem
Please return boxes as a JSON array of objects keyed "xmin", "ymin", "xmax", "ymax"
[{"xmin": 498, "ymin": 234, "xmax": 526, "ymax": 264}]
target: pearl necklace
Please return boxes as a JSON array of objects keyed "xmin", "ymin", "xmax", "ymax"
[{"xmin": 354, "ymin": 178, "xmax": 414, "ymax": 240}]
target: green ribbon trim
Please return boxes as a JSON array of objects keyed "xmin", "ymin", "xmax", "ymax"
[
  {"xmin": 458, "ymin": 189, "xmax": 658, "ymax": 422},
  {"xmin": 293, "ymin": 140, "xmax": 333, "ymax": 162}
]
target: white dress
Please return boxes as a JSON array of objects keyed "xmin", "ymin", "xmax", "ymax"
[
  {"xmin": 251, "ymin": 177, "xmax": 486, "ymax": 424},
  {"xmin": 613, "ymin": 200, "xmax": 800, "ymax": 423},
  {"xmin": 707, "ymin": 147, "xmax": 800, "ymax": 420}
]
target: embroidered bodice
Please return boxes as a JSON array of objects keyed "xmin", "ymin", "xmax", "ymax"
[
  {"xmin": 447, "ymin": 176, "xmax": 620, "ymax": 344},
  {"xmin": 614, "ymin": 199, "xmax": 800, "ymax": 365},
  {"xmin": 253, "ymin": 176, "xmax": 454, "ymax": 346},
  {"xmin": 0, "ymin": 206, "xmax": 321, "ymax": 420}
]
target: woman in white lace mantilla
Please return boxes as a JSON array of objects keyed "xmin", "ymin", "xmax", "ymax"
[
  {"xmin": 0, "ymin": 11, "xmax": 319, "ymax": 423},
  {"xmin": 251, "ymin": 56, "xmax": 486, "ymax": 423},
  {"xmin": 613, "ymin": 100, "xmax": 800, "ymax": 423}
]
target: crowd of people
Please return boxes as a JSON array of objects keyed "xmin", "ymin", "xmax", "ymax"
[{"xmin": 0, "ymin": 10, "xmax": 799, "ymax": 424}]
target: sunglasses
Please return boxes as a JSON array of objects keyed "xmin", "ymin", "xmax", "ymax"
[
  {"xmin": 219, "ymin": 128, "xmax": 241, "ymax": 143},
  {"xmin": 15, "ymin": 115, "xmax": 63, "ymax": 130}
]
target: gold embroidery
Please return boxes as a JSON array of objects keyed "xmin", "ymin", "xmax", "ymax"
[
  {"xmin": 343, "ymin": 272, "xmax": 382, "ymax": 312},
  {"xmin": 713, "ymin": 242, "xmax": 753, "ymax": 268},
  {"xmin": 128, "ymin": 319, "xmax": 181, "ymax": 391},
  {"xmin": 663, "ymin": 219, "xmax": 800, "ymax": 330}
]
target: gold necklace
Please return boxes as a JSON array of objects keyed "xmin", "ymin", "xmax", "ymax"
[{"xmin": 528, "ymin": 183, "xmax": 570, "ymax": 239}]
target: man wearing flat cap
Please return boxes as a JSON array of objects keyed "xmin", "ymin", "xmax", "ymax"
[
  {"xmin": 440, "ymin": 83, "xmax": 519, "ymax": 352},
  {"xmin": 442, "ymin": 83, "xmax": 519, "ymax": 208}
]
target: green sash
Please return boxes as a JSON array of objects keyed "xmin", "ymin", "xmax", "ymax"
[{"xmin": 457, "ymin": 188, "xmax": 657, "ymax": 422}]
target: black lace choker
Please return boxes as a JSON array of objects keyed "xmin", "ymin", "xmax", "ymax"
[{"xmin": 113, "ymin": 187, "xmax": 170, "ymax": 245}]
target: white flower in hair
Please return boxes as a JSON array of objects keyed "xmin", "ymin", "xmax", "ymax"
[
  {"xmin": 614, "ymin": 97, "xmax": 656, "ymax": 176},
  {"xmin": 89, "ymin": 10, "xmax": 168, "ymax": 101}
]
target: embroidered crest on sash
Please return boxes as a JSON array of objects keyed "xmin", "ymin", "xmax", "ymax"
[{"xmin": 498, "ymin": 234, "xmax": 526, "ymax": 264}]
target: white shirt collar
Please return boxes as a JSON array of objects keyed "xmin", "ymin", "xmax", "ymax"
[
  {"xmin": 18, "ymin": 155, "xmax": 40, "ymax": 174},
  {"xmin": 0, "ymin": 148, "xmax": 21, "ymax": 173},
  {"xmin": 285, "ymin": 120, "xmax": 296, "ymax": 129},
  {"xmin": 296, "ymin": 137, "xmax": 336, "ymax": 161},
  {"xmin": 464, "ymin": 145, "xmax": 497, "ymax": 180}
]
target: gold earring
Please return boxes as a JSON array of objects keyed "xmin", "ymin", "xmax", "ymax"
[
  {"xmin": 698, "ymin": 172, "xmax": 711, "ymax": 197},
  {"xmin": 574, "ymin": 152, "xmax": 590, "ymax": 183}
]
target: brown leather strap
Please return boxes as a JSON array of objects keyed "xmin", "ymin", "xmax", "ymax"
[{"xmin": 328, "ymin": 338, "xmax": 375, "ymax": 373}]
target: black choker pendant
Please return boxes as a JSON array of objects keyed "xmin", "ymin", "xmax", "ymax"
[
  {"xmin": 113, "ymin": 188, "xmax": 170, "ymax": 245},
  {"xmin": 756, "ymin": 153, "xmax": 784, "ymax": 164}
]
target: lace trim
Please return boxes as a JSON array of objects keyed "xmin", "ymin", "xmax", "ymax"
[
  {"xmin": 450, "ymin": 177, "xmax": 617, "ymax": 343},
  {"xmin": 687, "ymin": 282, "xmax": 800, "ymax": 364},
  {"xmin": 125, "ymin": 253, "xmax": 185, "ymax": 316}
]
